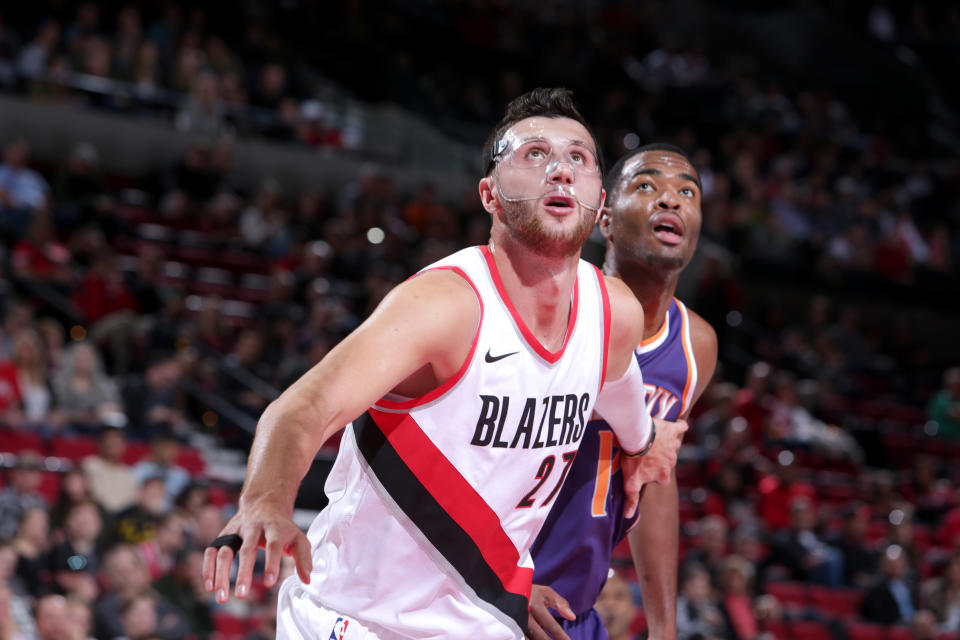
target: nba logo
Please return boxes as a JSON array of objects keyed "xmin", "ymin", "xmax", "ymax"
[{"xmin": 329, "ymin": 617, "xmax": 350, "ymax": 640}]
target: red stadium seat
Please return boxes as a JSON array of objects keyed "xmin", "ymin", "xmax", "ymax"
[
  {"xmin": 765, "ymin": 581, "xmax": 809, "ymax": 609},
  {"xmin": 49, "ymin": 435, "xmax": 99, "ymax": 461},
  {"xmin": 123, "ymin": 442, "xmax": 152, "ymax": 465},
  {"xmin": 0, "ymin": 429, "xmax": 45, "ymax": 454},
  {"xmin": 790, "ymin": 619, "xmax": 832, "ymax": 640},
  {"xmin": 846, "ymin": 621, "xmax": 886, "ymax": 640},
  {"xmin": 212, "ymin": 612, "xmax": 252, "ymax": 639},
  {"xmin": 176, "ymin": 447, "xmax": 206, "ymax": 475},
  {"xmin": 808, "ymin": 586, "xmax": 862, "ymax": 620},
  {"xmin": 886, "ymin": 626, "xmax": 913, "ymax": 640},
  {"xmin": 759, "ymin": 618, "xmax": 789, "ymax": 638},
  {"xmin": 37, "ymin": 471, "xmax": 62, "ymax": 504}
]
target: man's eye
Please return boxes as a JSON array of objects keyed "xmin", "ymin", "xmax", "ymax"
[
  {"xmin": 638, "ymin": 182, "xmax": 653, "ymax": 191},
  {"xmin": 527, "ymin": 149, "xmax": 545, "ymax": 160},
  {"xmin": 681, "ymin": 187, "xmax": 694, "ymax": 196}
]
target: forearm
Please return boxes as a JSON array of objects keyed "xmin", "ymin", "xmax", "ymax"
[
  {"xmin": 594, "ymin": 357, "xmax": 653, "ymax": 453},
  {"xmin": 628, "ymin": 469, "xmax": 679, "ymax": 638},
  {"xmin": 238, "ymin": 390, "xmax": 333, "ymax": 513}
]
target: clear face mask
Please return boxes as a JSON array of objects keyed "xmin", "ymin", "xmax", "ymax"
[{"xmin": 490, "ymin": 131, "xmax": 603, "ymax": 211}]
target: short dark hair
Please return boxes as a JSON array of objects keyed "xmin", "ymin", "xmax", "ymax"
[
  {"xmin": 603, "ymin": 143, "xmax": 700, "ymax": 206},
  {"xmin": 482, "ymin": 87, "xmax": 602, "ymax": 176}
]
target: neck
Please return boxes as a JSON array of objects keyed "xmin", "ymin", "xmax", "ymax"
[
  {"xmin": 488, "ymin": 230, "xmax": 579, "ymax": 351},
  {"xmin": 605, "ymin": 251, "xmax": 679, "ymax": 340}
]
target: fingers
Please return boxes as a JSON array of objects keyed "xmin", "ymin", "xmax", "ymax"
[
  {"xmin": 234, "ymin": 530, "xmax": 260, "ymax": 599},
  {"xmin": 201, "ymin": 546, "xmax": 217, "ymax": 593},
  {"xmin": 546, "ymin": 589, "xmax": 576, "ymax": 622},
  {"xmin": 263, "ymin": 533, "xmax": 284, "ymax": 589},
  {"xmin": 214, "ymin": 545, "xmax": 235, "ymax": 603},
  {"xmin": 624, "ymin": 488, "xmax": 639, "ymax": 519},
  {"xmin": 292, "ymin": 531, "xmax": 313, "ymax": 585},
  {"xmin": 528, "ymin": 604, "xmax": 572, "ymax": 640}
]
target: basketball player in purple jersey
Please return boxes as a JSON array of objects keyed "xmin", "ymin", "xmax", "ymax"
[{"xmin": 526, "ymin": 144, "xmax": 718, "ymax": 640}]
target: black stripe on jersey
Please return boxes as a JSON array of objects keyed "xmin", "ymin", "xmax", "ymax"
[{"xmin": 354, "ymin": 412, "xmax": 529, "ymax": 631}]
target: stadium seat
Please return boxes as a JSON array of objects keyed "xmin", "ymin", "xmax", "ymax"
[
  {"xmin": 790, "ymin": 619, "xmax": 832, "ymax": 640},
  {"xmin": 176, "ymin": 447, "xmax": 206, "ymax": 474},
  {"xmin": 49, "ymin": 435, "xmax": 99, "ymax": 461},
  {"xmin": 212, "ymin": 612, "xmax": 252, "ymax": 639},
  {"xmin": 37, "ymin": 470, "xmax": 62, "ymax": 504},
  {"xmin": 0, "ymin": 429, "xmax": 45, "ymax": 454},
  {"xmin": 765, "ymin": 581, "xmax": 809, "ymax": 608},
  {"xmin": 808, "ymin": 586, "xmax": 862, "ymax": 620},
  {"xmin": 886, "ymin": 626, "xmax": 913, "ymax": 640},
  {"xmin": 846, "ymin": 621, "xmax": 886, "ymax": 640}
]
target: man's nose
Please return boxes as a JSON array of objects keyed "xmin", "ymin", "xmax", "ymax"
[
  {"xmin": 546, "ymin": 159, "xmax": 575, "ymax": 184},
  {"xmin": 657, "ymin": 191, "xmax": 680, "ymax": 209}
]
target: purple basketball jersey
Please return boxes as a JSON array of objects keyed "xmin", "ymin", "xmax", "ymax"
[{"xmin": 530, "ymin": 298, "xmax": 697, "ymax": 615}]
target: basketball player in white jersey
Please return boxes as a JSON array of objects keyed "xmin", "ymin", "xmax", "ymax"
[{"xmin": 202, "ymin": 88, "xmax": 688, "ymax": 640}]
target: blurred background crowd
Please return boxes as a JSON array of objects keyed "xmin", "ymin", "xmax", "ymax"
[{"xmin": 0, "ymin": 1, "xmax": 959, "ymax": 639}]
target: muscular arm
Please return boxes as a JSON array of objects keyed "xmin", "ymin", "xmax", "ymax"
[
  {"xmin": 628, "ymin": 312, "xmax": 717, "ymax": 640},
  {"xmin": 204, "ymin": 270, "xmax": 479, "ymax": 601}
]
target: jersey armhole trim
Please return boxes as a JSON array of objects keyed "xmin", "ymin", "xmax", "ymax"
[
  {"xmin": 375, "ymin": 266, "xmax": 483, "ymax": 411},
  {"xmin": 595, "ymin": 267, "xmax": 611, "ymax": 393},
  {"xmin": 676, "ymin": 298, "xmax": 697, "ymax": 416}
]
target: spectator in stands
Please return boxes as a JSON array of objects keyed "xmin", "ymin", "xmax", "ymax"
[
  {"xmin": 683, "ymin": 516, "xmax": 729, "ymax": 587},
  {"xmin": 137, "ymin": 511, "xmax": 186, "ymax": 580},
  {"xmin": 717, "ymin": 555, "xmax": 759, "ymax": 640},
  {"xmin": 49, "ymin": 499, "xmax": 104, "ymax": 577},
  {"xmin": 768, "ymin": 496, "xmax": 844, "ymax": 587},
  {"xmin": 132, "ymin": 430, "xmax": 190, "ymax": 506},
  {"xmin": 120, "ymin": 592, "xmax": 160, "ymax": 640},
  {"xmin": 71, "ymin": 250, "xmax": 139, "ymax": 328},
  {"xmin": 82, "ymin": 426, "xmax": 137, "ymax": 514},
  {"xmin": 65, "ymin": 597, "xmax": 96, "ymax": 640},
  {"xmin": 733, "ymin": 361, "xmax": 774, "ymax": 445},
  {"xmin": 928, "ymin": 367, "xmax": 960, "ymax": 440},
  {"xmin": 860, "ymin": 544, "xmax": 919, "ymax": 625},
  {"xmin": 10, "ymin": 216, "xmax": 74, "ymax": 290},
  {"xmin": 125, "ymin": 359, "xmax": 189, "ymax": 443},
  {"xmin": 154, "ymin": 546, "xmax": 214, "ymax": 638},
  {"xmin": 0, "ymin": 540, "xmax": 35, "ymax": 637},
  {"xmin": 0, "ymin": 139, "xmax": 50, "ymax": 240},
  {"xmin": 94, "ymin": 544, "xmax": 190, "ymax": 640},
  {"xmin": 0, "ymin": 450, "xmax": 48, "ymax": 539},
  {"xmin": 13, "ymin": 506, "xmax": 51, "ymax": 597},
  {"xmin": 0, "ymin": 581, "xmax": 28, "ymax": 640},
  {"xmin": 48, "ymin": 548, "xmax": 100, "ymax": 606},
  {"xmin": 829, "ymin": 504, "xmax": 878, "ymax": 588},
  {"xmin": 112, "ymin": 475, "xmax": 168, "ymax": 545},
  {"xmin": 9, "ymin": 330, "xmax": 60, "ymax": 431},
  {"xmin": 52, "ymin": 142, "xmax": 107, "ymax": 232},
  {"xmin": 50, "ymin": 467, "xmax": 99, "ymax": 531},
  {"xmin": 677, "ymin": 563, "xmax": 726, "ymax": 640},
  {"xmin": 54, "ymin": 342, "xmax": 125, "ymax": 431},
  {"xmin": 245, "ymin": 587, "xmax": 279, "ymax": 640},
  {"xmin": 920, "ymin": 552, "xmax": 960, "ymax": 631},
  {"xmin": 593, "ymin": 571, "xmax": 637, "ymax": 640},
  {"xmin": 34, "ymin": 594, "xmax": 73, "ymax": 640}
]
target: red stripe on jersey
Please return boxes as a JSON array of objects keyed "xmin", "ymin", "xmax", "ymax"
[
  {"xmin": 370, "ymin": 407, "xmax": 534, "ymax": 598},
  {"xmin": 595, "ymin": 266, "xmax": 611, "ymax": 392},
  {"xmin": 376, "ymin": 266, "xmax": 483, "ymax": 411},
  {"xmin": 479, "ymin": 245, "xmax": 578, "ymax": 364}
]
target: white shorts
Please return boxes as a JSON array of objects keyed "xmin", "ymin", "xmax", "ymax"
[{"xmin": 277, "ymin": 577, "xmax": 383, "ymax": 640}]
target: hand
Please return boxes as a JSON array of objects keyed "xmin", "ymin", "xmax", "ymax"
[
  {"xmin": 201, "ymin": 498, "xmax": 312, "ymax": 604},
  {"xmin": 525, "ymin": 584, "xmax": 574, "ymax": 640},
  {"xmin": 620, "ymin": 418, "xmax": 687, "ymax": 517}
]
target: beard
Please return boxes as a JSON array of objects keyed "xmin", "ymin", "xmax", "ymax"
[{"xmin": 500, "ymin": 198, "xmax": 596, "ymax": 259}]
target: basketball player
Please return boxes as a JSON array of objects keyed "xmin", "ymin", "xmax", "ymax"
[
  {"xmin": 525, "ymin": 144, "xmax": 718, "ymax": 640},
  {"xmin": 202, "ymin": 89, "xmax": 688, "ymax": 640}
]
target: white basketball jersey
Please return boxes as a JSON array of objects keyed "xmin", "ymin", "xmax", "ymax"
[{"xmin": 299, "ymin": 246, "xmax": 611, "ymax": 639}]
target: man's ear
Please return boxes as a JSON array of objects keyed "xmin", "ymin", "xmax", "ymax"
[
  {"xmin": 593, "ymin": 187, "xmax": 606, "ymax": 225},
  {"xmin": 599, "ymin": 204, "xmax": 614, "ymax": 240},
  {"xmin": 479, "ymin": 176, "xmax": 500, "ymax": 215}
]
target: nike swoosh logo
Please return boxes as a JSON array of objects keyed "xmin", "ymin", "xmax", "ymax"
[{"xmin": 484, "ymin": 348, "xmax": 518, "ymax": 363}]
